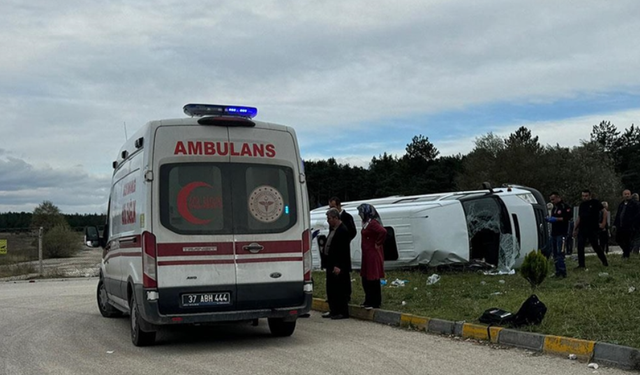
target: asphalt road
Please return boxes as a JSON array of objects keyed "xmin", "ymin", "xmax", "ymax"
[{"xmin": 0, "ymin": 278, "xmax": 633, "ymax": 375}]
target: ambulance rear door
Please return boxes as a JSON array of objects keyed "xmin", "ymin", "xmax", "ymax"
[
  {"xmin": 228, "ymin": 125, "xmax": 306, "ymax": 310},
  {"xmin": 153, "ymin": 124, "xmax": 238, "ymax": 315}
]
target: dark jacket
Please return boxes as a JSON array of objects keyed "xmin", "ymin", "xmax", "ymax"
[
  {"xmin": 326, "ymin": 223, "xmax": 352, "ymax": 272},
  {"xmin": 340, "ymin": 210, "xmax": 357, "ymax": 240},
  {"xmin": 614, "ymin": 200, "xmax": 640, "ymax": 231},
  {"xmin": 578, "ymin": 199, "xmax": 604, "ymax": 232},
  {"xmin": 550, "ymin": 201, "xmax": 572, "ymax": 236}
]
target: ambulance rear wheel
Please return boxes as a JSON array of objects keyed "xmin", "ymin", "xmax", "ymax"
[
  {"xmin": 130, "ymin": 294, "xmax": 156, "ymax": 346},
  {"xmin": 268, "ymin": 318, "xmax": 296, "ymax": 337},
  {"xmin": 97, "ymin": 278, "xmax": 122, "ymax": 318}
]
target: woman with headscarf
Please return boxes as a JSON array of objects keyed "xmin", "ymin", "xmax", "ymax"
[{"xmin": 356, "ymin": 203, "xmax": 387, "ymax": 309}]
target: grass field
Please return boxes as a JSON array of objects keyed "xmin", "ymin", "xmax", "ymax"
[{"xmin": 313, "ymin": 253, "xmax": 640, "ymax": 349}]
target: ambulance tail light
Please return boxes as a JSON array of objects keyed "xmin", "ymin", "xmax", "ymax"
[
  {"xmin": 142, "ymin": 231, "xmax": 157, "ymax": 288},
  {"xmin": 302, "ymin": 229, "xmax": 312, "ymax": 284}
]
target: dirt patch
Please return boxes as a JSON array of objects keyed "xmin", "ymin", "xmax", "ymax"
[{"xmin": 0, "ymin": 248, "xmax": 102, "ymax": 281}]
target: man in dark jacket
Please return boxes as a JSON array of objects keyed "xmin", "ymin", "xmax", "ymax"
[
  {"xmin": 573, "ymin": 189, "xmax": 608, "ymax": 268},
  {"xmin": 613, "ymin": 189, "xmax": 640, "ymax": 258},
  {"xmin": 329, "ymin": 197, "xmax": 357, "ymax": 241},
  {"xmin": 322, "ymin": 208, "xmax": 352, "ymax": 320}
]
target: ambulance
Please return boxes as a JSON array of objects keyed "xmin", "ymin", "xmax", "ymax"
[{"xmin": 85, "ymin": 104, "xmax": 312, "ymax": 346}]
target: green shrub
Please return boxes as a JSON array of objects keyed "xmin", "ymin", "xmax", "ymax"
[
  {"xmin": 43, "ymin": 226, "xmax": 79, "ymax": 258},
  {"xmin": 519, "ymin": 249, "xmax": 548, "ymax": 291}
]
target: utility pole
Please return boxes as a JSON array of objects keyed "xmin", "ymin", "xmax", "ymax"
[{"xmin": 38, "ymin": 227, "xmax": 43, "ymax": 277}]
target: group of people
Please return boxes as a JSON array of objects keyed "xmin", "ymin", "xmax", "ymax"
[
  {"xmin": 320, "ymin": 197, "xmax": 386, "ymax": 320},
  {"xmin": 546, "ymin": 189, "xmax": 640, "ymax": 278}
]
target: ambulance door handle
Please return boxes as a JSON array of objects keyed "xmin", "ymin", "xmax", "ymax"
[{"xmin": 243, "ymin": 243, "xmax": 264, "ymax": 254}]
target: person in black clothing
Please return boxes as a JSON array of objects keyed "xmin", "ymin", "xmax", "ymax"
[
  {"xmin": 321, "ymin": 208, "xmax": 352, "ymax": 320},
  {"xmin": 573, "ymin": 189, "xmax": 608, "ymax": 268},
  {"xmin": 613, "ymin": 189, "xmax": 640, "ymax": 258},
  {"xmin": 599, "ymin": 201, "xmax": 610, "ymax": 254},
  {"xmin": 329, "ymin": 197, "xmax": 357, "ymax": 241},
  {"xmin": 545, "ymin": 192, "xmax": 572, "ymax": 277}
]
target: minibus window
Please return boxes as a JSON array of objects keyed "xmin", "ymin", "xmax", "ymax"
[{"xmin": 462, "ymin": 197, "xmax": 517, "ymax": 271}]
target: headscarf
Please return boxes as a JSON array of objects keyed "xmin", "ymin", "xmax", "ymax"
[{"xmin": 356, "ymin": 203, "xmax": 382, "ymax": 225}]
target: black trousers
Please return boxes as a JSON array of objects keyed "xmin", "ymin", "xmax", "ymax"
[
  {"xmin": 599, "ymin": 230, "xmax": 609, "ymax": 253},
  {"xmin": 361, "ymin": 277, "xmax": 381, "ymax": 308},
  {"xmin": 326, "ymin": 269, "xmax": 351, "ymax": 316},
  {"xmin": 616, "ymin": 229, "xmax": 634, "ymax": 258},
  {"xmin": 577, "ymin": 231, "xmax": 608, "ymax": 267}
]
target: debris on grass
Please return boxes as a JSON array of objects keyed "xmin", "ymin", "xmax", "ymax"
[
  {"xmin": 483, "ymin": 269, "xmax": 516, "ymax": 276},
  {"xmin": 391, "ymin": 279, "xmax": 409, "ymax": 287},
  {"xmin": 426, "ymin": 274, "xmax": 440, "ymax": 285},
  {"xmin": 629, "ymin": 286, "xmax": 636, "ymax": 293}
]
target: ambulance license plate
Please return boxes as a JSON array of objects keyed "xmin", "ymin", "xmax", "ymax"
[{"xmin": 181, "ymin": 292, "xmax": 231, "ymax": 307}]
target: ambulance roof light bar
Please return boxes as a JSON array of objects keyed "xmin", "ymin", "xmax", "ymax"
[{"xmin": 183, "ymin": 103, "xmax": 258, "ymax": 118}]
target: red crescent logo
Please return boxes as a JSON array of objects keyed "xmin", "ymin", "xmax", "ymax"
[{"xmin": 177, "ymin": 181, "xmax": 213, "ymax": 225}]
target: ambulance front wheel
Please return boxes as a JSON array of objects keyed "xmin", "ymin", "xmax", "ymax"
[
  {"xmin": 268, "ymin": 318, "xmax": 296, "ymax": 337},
  {"xmin": 97, "ymin": 278, "xmax": 122, "ymax": 318}
]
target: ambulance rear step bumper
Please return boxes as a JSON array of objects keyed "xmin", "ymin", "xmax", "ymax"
[{"xmin": 136, "ymin": 286, "xmax": 312, "ymax": 328}]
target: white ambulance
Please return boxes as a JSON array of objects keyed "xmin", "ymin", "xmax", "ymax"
[{"xmin": 85, "ymin": 104, "xmax": 312, "ymax": 346}]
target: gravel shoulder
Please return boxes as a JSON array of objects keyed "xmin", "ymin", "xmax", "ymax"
[{"xmin": 0, "ymin": 249, "xmax": 102, "ymax": 282}]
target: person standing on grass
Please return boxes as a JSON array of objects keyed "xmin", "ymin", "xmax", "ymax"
[
  {"xmin": 546, "ymin": 192, "xmax": 572, "ymax": 278},
  {"xmin": 613, "ymin": 189, "xmax": 640, "ymax": 258},
  {"xmin": 573, "ymin": 189, "xmax": 608, "ymax": 268},
  {"xmin": 329, "ymin": 197, "xmax": 357, "ymax": 241},
  {"xmin": 321, "ymin": 208, "xmax": 352, "ymax": 320},
  {"xmin": 599, "ymin": 201, "xmax": 611, "ymax": 254},
  {"xmin": 356, "ymin": 203, "xmax": 386, "ymax": 310},
  {"xmin": 631, "ymin": 193, "xmax": 640, "ymax": 255}
]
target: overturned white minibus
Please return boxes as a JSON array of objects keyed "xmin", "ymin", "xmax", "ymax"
[{"xmin": 310, "ymin": 185, "xmax": 549, "ymax": 272}]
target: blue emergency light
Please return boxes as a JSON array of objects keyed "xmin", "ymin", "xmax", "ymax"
[{"xmin": 183, "ymin": 103, "xmax": 258, "ymax": 118}]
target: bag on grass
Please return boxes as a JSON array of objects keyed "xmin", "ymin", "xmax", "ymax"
[
  {"xmin": 511, "ymin": 294, "xmax": 547, "ymax": 327},
  {"xmin": 479, "ymin": 308, "xmax": 515, "ymax": 325}
]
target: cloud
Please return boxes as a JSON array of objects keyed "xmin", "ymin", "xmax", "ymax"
[
  {"xmin": 0, "ymin": 0, "xmax": 639, "ymax": 213},
  {"xmin": 0, "ymin": 155, "xmax": 110, "ymax": 214}
]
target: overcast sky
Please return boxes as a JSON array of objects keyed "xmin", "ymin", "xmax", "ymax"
[{"xmin": 1, "ymin": 0, "xmax": 639, "ymax": 215}]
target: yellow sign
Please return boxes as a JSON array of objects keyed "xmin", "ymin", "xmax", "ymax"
[{"xmin": 0, "ymin": 239, "xmax": 6, "ymax": 255}]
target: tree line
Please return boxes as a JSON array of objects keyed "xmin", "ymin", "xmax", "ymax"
[
  {"xmin": 0, "ymin": 209, "xmax": 105, "ymax": 231},
  {"xmin": 306, "ymin": 121, "xmax": 640, "ymax": 208},
  {"xmin": 0, "ymin": 119, "xmax": 637, "ymax": 228}
]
